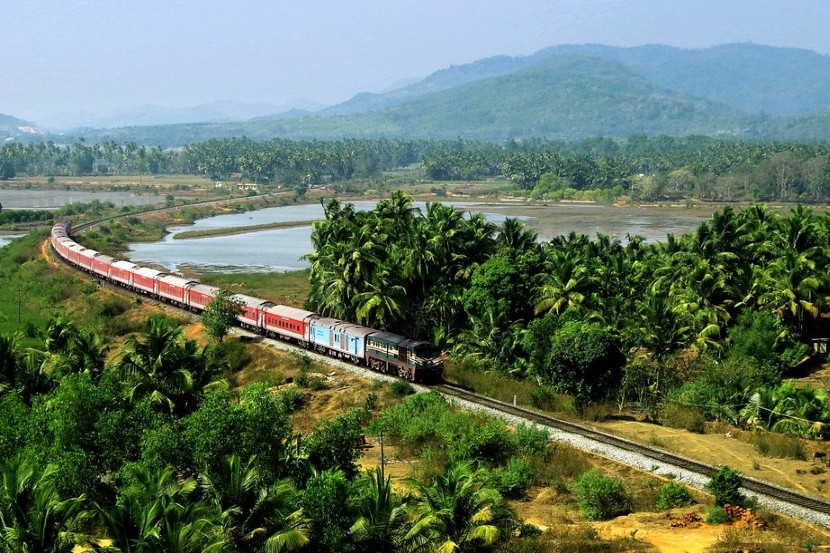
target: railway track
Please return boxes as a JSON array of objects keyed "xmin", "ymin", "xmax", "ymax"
[
  {"xmin": 52, "ymin": 218, "xmax": 830, "ymax": 527},
  {"xmin": 437, "ymin": 383, "xmax": 830, "ymax": 522}
]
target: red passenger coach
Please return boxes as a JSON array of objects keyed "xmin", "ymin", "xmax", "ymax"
[
  {"xmin": 92, "ymin": 254, "xmax": 115, "ymax": 278},
  {"xmin": 77, "ymin": 247, "xmax": 99, "ymax": 271},
  {"xmin": 233, "ymin": 294, "xmax": 274, "ymax": 329},
  {"xmin": 110, "ymin": 260, "xmax": 138, "ymax": 286},
  {"xmin": 56, "ymin": 239, "xmax": 74, "ymax": 260},
  {"xmin": 66, "ymin": 243, "xmax": 85, "ymax": 265},
  {"xmin": 186, "ymin": 284, "xmax": 219, "ymax": 311},
  {"xmin": 132, "ymin": 267, "xmax": 165, "ymax": 295},
  {"xmin": 158, "ymin": 275, "xmax": 195, "ymax": 305},
  {"xmin": 263, "ymin": 305, "xmax": 315, "ymax": 342}
]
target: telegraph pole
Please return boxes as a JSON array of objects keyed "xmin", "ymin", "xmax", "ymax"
[{"xmin": 378, "ymin": 430, "xmax": 385, "ymax": 483}]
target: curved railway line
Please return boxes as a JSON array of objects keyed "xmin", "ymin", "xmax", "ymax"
[{"xmin": 50, "ymin": 212, "xmax": 830, "ymax": 528}]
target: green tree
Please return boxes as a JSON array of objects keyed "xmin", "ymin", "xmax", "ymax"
[
  {"xmin": 539, "ymin": 320, "xmax": 625, "ymax": 408},
  {"xmin": 705, "ymin": 466, "xmax": 744, "ymax": 506},
  {"xmin": 200, "ymin": 454, "xmax": 308, "ymax": 553},
  {"xmin": 405, "ymin": 460, "xmax": 511, "ymax": 553},
  {"xmin": 201, "ymin": 290, "xmax": 244, "ymax": 343},
  {"xmin": 118, "ymin": 315, "xmax": 208, "ymax": 414},
  {"xmin": 301, "ymin": 470, "xmax": 355, "ymax": 553},
  {"xmin": 0, "ymin": 455, "xmax": 89, "ymax": 552},
  {"xmin": 350, "ymin": 467, "xmax": 408, "ymax": 553},
  {"xmin": 304, "ymin": 408, "xmax": 365, "ymax": 479}
]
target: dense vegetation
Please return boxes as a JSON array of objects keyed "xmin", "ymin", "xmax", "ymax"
[
  {"xmin": 306, "ymin": 193, "xmax": 830, "ymax": 429},
  {"xmin": 5, "ymin": 136, "xmax": 830, "ymax": 203}
]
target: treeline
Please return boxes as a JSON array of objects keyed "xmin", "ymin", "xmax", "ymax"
[
  {"xmin": 4, "ymin": 135, "xmax": 830, "ymax": 201},
  {"xmin": 422, "ymin": 136, "xmax": 830, "ymax": 202},
  {"xmin": 0, "ymin": 200, "xmax": 127, "ymax": 228},
  {"xmin": 307, "ymin": 194, "xmax": 830, "ymax": 432}
]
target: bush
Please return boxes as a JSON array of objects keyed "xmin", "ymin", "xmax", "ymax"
[
  {"xmin": 705, "ymin": 505, "xmax": 732, "ymax": 524},
  {"xmin": 455, "ymin": 418, "xmax": 515, "ymax": 464},
  {"xmin": 530, "ymin": 385, "xmax": 557, "ymax": 410},
  {"xmin": 389, "ymin": 379, "xmax": 415, "ymax": 397},
  {"xmin": 705, "ymin": 466, "xmax": 744, "ymax": 506},
  {"xmin": 660, "ymin": 402, "xmax": 706, "ymax": 433},
  {"xmin": 573, "ymin": 470, "xmax": 630, "ymax": 521},
  {"xmin": 491, "ymin": 457, "xmax": 535, "ymax": 499},
  {"xmin": 751, "ymin": 432, "xmax": 805, "ymax": 460},
  {"xmin": 278, "ymin": 386, "xmax": 306, "ymax": 412},
  {"xmin": 655, "ymin": 482, "xmax": 695, "ymax": 510},
  {"xmin": 513, "ymin": 423, "xmax": 550, "ymax": 458}
]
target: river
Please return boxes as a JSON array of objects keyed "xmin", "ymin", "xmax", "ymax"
[{"xmin": 127, "ymin": 200, "xmax": 717, "ymax": 274}]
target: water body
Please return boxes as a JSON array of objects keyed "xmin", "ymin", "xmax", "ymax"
[
  {"xmin": 127, "ymin": 201, "xmax": 713, "ymax": 274},
  {"xmin": 0, "ymin": 189, "xmax": 175, "ymax": 209},
  {"xmin": 0, "ymin": 234, "xmax": 24, "ymax": 248}
]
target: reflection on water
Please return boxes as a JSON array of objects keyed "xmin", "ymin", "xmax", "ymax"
[{"xmin": 128, "ymin": 201, "xmax": 713, "ymax": 274}]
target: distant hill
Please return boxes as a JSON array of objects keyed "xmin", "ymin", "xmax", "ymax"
[
  {"xmin": 37, "ymin": 100, "xmax": 328, "ymax": 130},
  {"xmin": 534, "ymin": 43, "xmax": 830, "ymax": 116},
  {"xmin": 11, "ymin": 43, "xmax": 830, "ymax": 145},
  {"xmin": 0, "ymin": 114, "xmax": 44, "ymax": 141}
]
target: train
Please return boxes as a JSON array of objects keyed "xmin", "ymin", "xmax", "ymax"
[{"xmin": 50, "ymin": 221, "xmax": 444, "ymax": 383}]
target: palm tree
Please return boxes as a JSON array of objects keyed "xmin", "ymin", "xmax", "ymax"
[
  {"xmin": 405, "ymin": 460, "xmax": 510, "ymax": 553},
  {"xmin": 533, "ymin": 249, "xmax": 593, "ymax": 315},
  {"xmin": 758, "ymin": 250, "xmax": 825, "ymax": 336},
  {"xmin": 0, "ymin": 334, "xmax": 19, "ymax": 397},
  {"xmin": 97, "ymin": 466, "xmax": 226, "ymax": 553},
  {"xmin": 354, "ymin": 269, "xmax": 406, "ymax": 331},
  {"xmin": 350, "ymin": 467, "xmax": 408, "ymax": 553},
  {"xmin": 118, "ymin": 315, "xmax": 205, "ymax": 414},
  {"xmin": 0, "ymin": 455, "xmax": 89, "ymax": 552},
  {"xmin": 497, "ymin": 218, "xmax": 537, "ymax": 253},
  {"xmin": 200, "ymin": 455, "xmax": 308, "ymax": 553}
]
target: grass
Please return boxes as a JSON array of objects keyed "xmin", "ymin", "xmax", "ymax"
[
  {"xmin": 659, "ymin": 402, "xmax": 706, "ymax": 433},
  {"xmin": 443, "ymin": 357, "xmax": 540, "ymax": 406},
  {"xmin": 198, "ymin": 269, "xmax": 311, "ymax": 308},
  {"xmin": 750, "ymin": 431, "xmax": 806, "ymax": 460}
]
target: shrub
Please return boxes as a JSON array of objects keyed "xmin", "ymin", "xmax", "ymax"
[
  {"xmin": 705, "ymin": 466, "xmax": 744, "ymax": 506},
  {"xmin": 573, "ymin": 470, "xmax": 630, "ymax": 521},
  {"xmin": 655, "ymin": 482, "xmax": 695, "ymax": 510},
  {"xmin": 389, "ymin": 379, "xmax": 415, "ymax": 397},
  {"xmin": 491, "ymin": 457, "xmax": 535, "ymax": 499},
  {"xmin": 513, "ymin": 423, "xmax": 550, "ymax": 458},
  {"xmin": 751, "ymin": 432, "xmax": 805, "ymax": 460},
  {"xmin": 705, "ymin": 505, "xmax": 732, "ymax": 524},
  {"xmin": 660, "ymin": 402, "xmax": 706, "ymax": 433},
  {"xmin": 278, "ymin": 386, "xmax": 306, "ymax": 412},
  {"xmin": 454, "ymin": 418, "xmax": 515, "ymax": 464},
  {"xmin": 530, "ymin": 385, "xmax": 557, "ymax": 410}
]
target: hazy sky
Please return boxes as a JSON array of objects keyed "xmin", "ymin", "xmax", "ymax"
[{"xmin": 4, "ymin": 0, "xmax": 830, "ymax": 120}]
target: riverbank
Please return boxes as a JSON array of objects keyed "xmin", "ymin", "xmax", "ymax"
[{"xmin": 172, "ymin": 219, "xmax": 317, "ymax": 239}]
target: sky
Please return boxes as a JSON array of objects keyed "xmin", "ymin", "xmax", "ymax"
[{"xmin": 3, "ymin": 0, "xmax": 830, "ymax": 123}]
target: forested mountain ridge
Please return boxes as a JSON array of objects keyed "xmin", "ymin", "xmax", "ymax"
[
  {"xmin": 11, "ymin": 43, "xmax": 830, "ymax": 145},
  {"xmin": 531, "ymin": 43, "xmax": 830, "ymax": 117},
  {"xmin": 332, "ymin": 55, "xmax": 751, "ymax": 139}
]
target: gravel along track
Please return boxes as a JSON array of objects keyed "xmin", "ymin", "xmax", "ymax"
[{"xmin": 436, "ymin": 384, "xmax": 830, "ymax": 528}]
